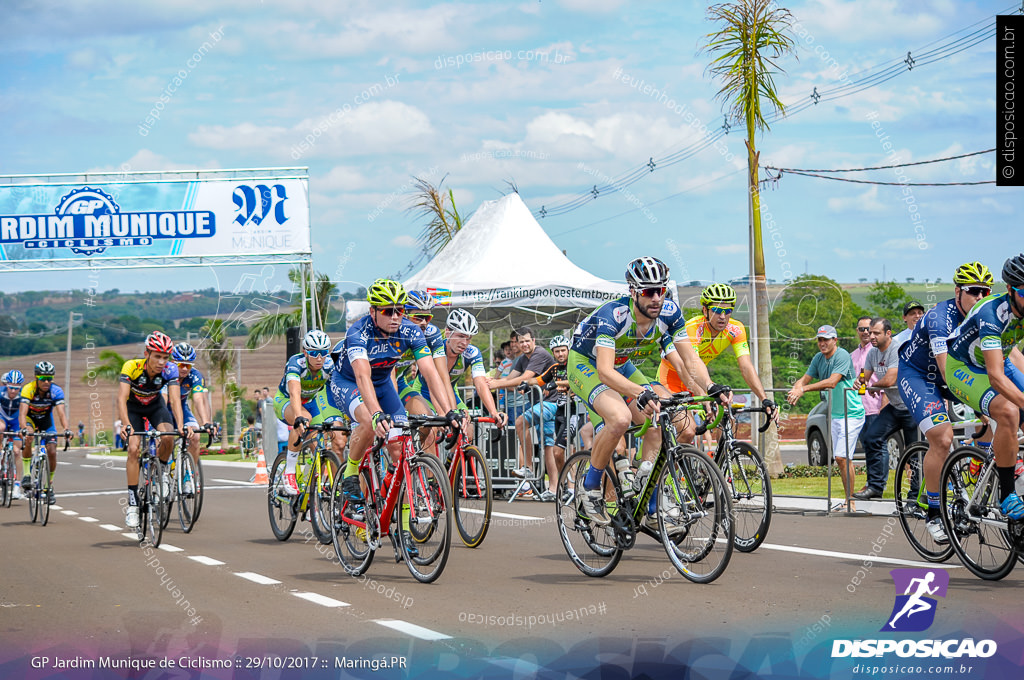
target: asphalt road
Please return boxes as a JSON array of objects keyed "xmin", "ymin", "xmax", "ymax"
[{"xmin": 1, "ymin": 449, "xmax": 1021, "ymax": 680}]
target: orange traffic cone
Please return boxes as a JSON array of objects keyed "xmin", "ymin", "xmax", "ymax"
[{"xmin": 252, "ymin": 447, "xmax": 269, "ymax": 485}]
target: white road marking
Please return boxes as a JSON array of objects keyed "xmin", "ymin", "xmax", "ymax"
[
  {"xmin": 757, "ymin": 542, "xmax": 962, "ymax": 569},
  {"xmin": 57, "ymin": 486, "xmax": 258, "ymax": 498},
  {"xmin": 292, "ymin": 592, "xmax": 349, "ymax": 608},
  {"xmin": 57, "ymin": 461, "xmax": 71, "ymax": 466},
  {"xmin": 234, "ymin": 572, "xmax": 281, "ymax": 585},
  {"xmin": 78, "ymin": 516, "xmax": 99, "ymax": 523},
  {"xmin": 158, "ymin": 544, "xmax": 184, "ymax": 553},
  {"xmin": 49, "ymin": 505, "xmax": 62, "ymax": 510},
  {"xmin": 461, "ymin": 508, "xmax": 547, "ymax": 521},
  {"xmin": 61, "ymin": 510, "xmax": 79, "ymax": 516},
  {"xmin": 212, "ymin": 478, "xmax": 262, "ymax": 486},
  {"xmin": 189, "ymin": 555, "xmax": 226, "ymax": 566},
  {"xmin": 121, "ymin": 532, "xmax": 138, "ymax": 540},
  {"xmin": 81, "ymin": 464, "xmax": 101, "ymax": 469},
  {"xmin": 100, "ymin": 524, "xmax": 121, "ymax": 531},
  {"xmin": 373, "ymin": 619, "xmax": 451, "ymax": 641}
]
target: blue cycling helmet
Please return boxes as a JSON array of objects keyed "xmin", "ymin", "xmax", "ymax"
[
  {"xmin": 2, "ymin": 370, "xmax": 24, "ymax": 386},
  {"xmin": 171, "ymin": 342, "xmax": 197, "ymax": 363},
  {"xmin": 405, "ymin": 290, "xmax": 436, "ymax": 312}
]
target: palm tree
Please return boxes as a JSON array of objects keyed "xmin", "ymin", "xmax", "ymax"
[
  {"xmin": 81, "ymin": 349, "xmax": 125, "ymax": 386},
  {"xmin": 409, "ymin": 175, "xmax": 464, "ymax": 254},
  {"xmin": 245, "ymin": 267, "xmax": 339, "ymax": 350},
  {"xmin": 703, "ymin": 0, "xmax": 796, "ymax": 476},
  {"xmin": 199, "ymin": 319, "xmax": 235, "ymax": 438}
]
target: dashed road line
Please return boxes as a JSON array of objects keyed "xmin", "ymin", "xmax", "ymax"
[
  {"xmin": 61, "ymin": 510, "xmax": 79, "ymax": 516},
  {"xmin": 158, "ymin": 544, "xmax": 184, "ymax": 553},
  {"xmin": 234, "ymin": 571, "xmax": 282, "ymax": 585},
  {"xmin": 100, "ymin": 524, "xmax": 122, "ymax": 531},
  {"xmin": 78, "ymin": 516, "xmax": 99, "ymax": 523},
  {"xmin": 758, "ymin": 542, "xmax": 962, "ymax": 569},
  {"xmin": 292, "ymin": 592, "xmax": 349, "ymax": 608},
  {"xmin": 373, "ymin": 619, "xmax": 451, "ymax": 641},
  {"xmin": 188, "ymin": 555, "xmax": 226, "ymax": 566}
]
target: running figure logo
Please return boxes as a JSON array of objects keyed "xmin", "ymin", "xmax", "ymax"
[{"xmin": 881, "ymin": 568, "xmax": 949, "ymax": 632}]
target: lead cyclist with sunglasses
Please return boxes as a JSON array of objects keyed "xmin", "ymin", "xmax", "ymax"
[{"xmin": 567, "ymin": 257, "xmax": 730, "ymax": 525}]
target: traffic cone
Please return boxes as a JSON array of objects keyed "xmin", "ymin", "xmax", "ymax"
[{"xmin": 252, "ymin": 447, "xmax": 269, "ymax": 485}]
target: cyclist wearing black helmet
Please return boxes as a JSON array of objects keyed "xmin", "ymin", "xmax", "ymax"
[
  {"xmin": 567, "ymin": 257, "xmax": 729, "ymax": 525},
  {"xmin": 18, "ymin": 361, "xmax": 71, "ymax": 505},
  {"xmin": 945, "ymin": 254, "xmax": 1024, "ymax": 523}
]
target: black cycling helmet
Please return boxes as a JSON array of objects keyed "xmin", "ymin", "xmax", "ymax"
[{"xmin": 1001, "ymin": 254, "xmax": 1024, "ymax": 289}]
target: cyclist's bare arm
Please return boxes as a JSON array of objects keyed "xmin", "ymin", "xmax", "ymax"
[
  {"xmin": 671, "ymin": 336, "xmax": 715, "ymax": 397},
  {"xmin": 473, "ymin": 375, "xmax": 507, "ymax": 426},
  {"xmin": 736, "ymin": 353, "xmax": 769, "ymax": 401},
  {"xmin": 983, "ymin": 347, "xmax": 1024, "ymax": 411},
  {"xmin": 416, "ymin": 355, "xmax": 453, "ymax": 415}
]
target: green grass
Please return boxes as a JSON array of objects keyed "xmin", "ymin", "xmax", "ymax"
[{"xmin": 772, "ymin": 470, "xmax": 897, "ymax": 498}]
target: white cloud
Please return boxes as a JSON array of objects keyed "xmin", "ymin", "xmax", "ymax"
[
  {"xmin": 715, "ymin": 244, "xmax": 746, "ymax": 255},
  {"xmin": 392, "ymin": 235, "xmax": 418, "ymax": 247},
  {"xmin": 826, "ymin": 186, "xmax": 886, "ymax": 213},
  {"xmin": 794, "ymin": 0, "xmax": 955, "ymax": 44},
  {"xmin": 557, "ymin": 0, "xmax": 626, "ymax": 12}
]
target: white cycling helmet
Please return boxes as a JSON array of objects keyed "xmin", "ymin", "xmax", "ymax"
[
  {"xmin": 549, "ymin": 335, "xmax": 569, "ymax": 349},
  {"xmin": 445, "ymin": 309, "xmax": 479, "ymax": 336},
  {"xmin": 302, "ymin": 329, "xmax": 332, "ymax": 352}
]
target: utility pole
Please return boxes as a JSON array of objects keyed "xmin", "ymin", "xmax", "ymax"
[
  {"xmin": 64, "ymin": 311, "xmax": 74, "ymax": 429},
  {"xmin": 235, "ymin": 349, "xmax": 243, "ymax": 445}
]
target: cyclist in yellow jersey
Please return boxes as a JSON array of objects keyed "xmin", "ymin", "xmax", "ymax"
[{"xmin": 658, "ymin": 283, "xmax": 777, "ymax": 420}]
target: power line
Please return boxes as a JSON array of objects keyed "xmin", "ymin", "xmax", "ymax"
[
  {"xmin": 765, "ymin": 148, "xmax": 994, "ymax": 173},
  {"xmin": 771, "ymin": 170, "xmax": 994, "ymax": 186}
]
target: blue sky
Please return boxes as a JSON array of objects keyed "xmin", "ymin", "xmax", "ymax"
[{"xmin": 1, "ymin": 0, "xmax": 1020, "ymax": 295}]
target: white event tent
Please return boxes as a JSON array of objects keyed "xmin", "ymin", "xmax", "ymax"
[{"xmin": 345, "ymin": 192, "xmax": 627, "ymax": 323}]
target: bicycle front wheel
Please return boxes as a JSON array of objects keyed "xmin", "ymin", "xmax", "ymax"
[
  {"xmin": 267, "ymin": 452, "xmax": 298, "ymax": 541},
  {"xmin": 159, "ymin": 459, "xmax": 173, "ymax": 532},
  {"xmin": 0, "ymin": 449, "xmax": 13, "ymax": 508},
  {"xmin": 554, "ymin": 451, "xmax": 622, "ymax": 578},
  {"xmin": 37, "ymin": 455, "xmax": 51, "ymax": 526},
  {"xmin": 658, "ymin": 446, "xmax": 734, "ymax": 584},
  {"xmin": 177, "ymin": 453, "xmax": 203, "ymax": 533},
  {"xmin": 400, "ymin": 454, "xmax": 452, "ymax": 583},
  {"xmin": 940, "ymin": 446, "xmax": 1017, "ymax": 580},
  {"xmin": 723, "ymin": 442, "xmax": 771, "ymax": 552},
  {"xmin": 310, "ymin": 451, "xmax": 342, "ymax": 545},
  {"xmin": 895, "ymin": 442, "xmax": 952, "ymax": 562},
  {"xmin": 452, "ymin": 445, "xmax": 492, "ymax": 548},
  {"xmin": 145, "ymin": 459, "xmax": 165, "ymax": 547},
  {"xmin": 28, "ymin": 458, "xmax": 41, "ymax": 523},
  {"xmin": 331, "ymin": 467, "xmax": 375, "ymax": 577}
]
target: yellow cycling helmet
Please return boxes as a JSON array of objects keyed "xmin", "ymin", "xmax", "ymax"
[
  {"xmin": 366, "ymin": 279, "xmax": 408, "ymax": 307},
  {"xmin": 700, "ymin": 283, "xmax": 737, "ymax": 307},
  {"xmin": 953, "ymin": 261, "xmax": 994, "ymax": 286}
]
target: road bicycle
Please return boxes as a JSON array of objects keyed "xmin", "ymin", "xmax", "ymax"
[
  {"xmin": 267, "ymin": 422, "xmax": 346, "ymax": 544},
  {"xmin": 129, "ymin": 429, "xmax": 183, "ymax": 546},
  {"xmin": 0, "ymin": 432, "xmax": 19, "ymax": 508},
  {"xmin": 414, "ymin": 413, "xmax": 499, "ymax": 548},
  {"xmin": 160, "ymin": 424, "xmax": 215, "ymax": 533},
  {"xmin": 330, "ymin": 420, "xmax": 453, "ymax": 583},
  {"xmin": 555, "ymin": 393, "xmax": 734, "ymax": 583},
  {"xmin": 25, "ymin": 431, "xmax": 72, "ymax": 526}
]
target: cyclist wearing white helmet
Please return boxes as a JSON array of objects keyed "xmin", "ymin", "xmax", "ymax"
[
  {"xmin": 434, "ymin": 309, "xmax": 507, "ymax": 430},
  {"xmin": 1, "ymin": 370, "xmax": 26, "ymax": 498},
  {"xmin": 567, "ymin": 257, "xmax": 728, "ymax": 525},
  {"xmin": 273, "ymin": 329, "xmax": 337, "ymax": 495}
]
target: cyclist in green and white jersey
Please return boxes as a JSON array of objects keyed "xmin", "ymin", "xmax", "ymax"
[
  {"xmin": 394, "ymin": 290, "xmax": 449, "ymax": 454},
  {"xmin": 945, "ymin": 254, "xmax": 1024, "ymax": 521},
  {"xmin": 568, "ymin": 257, "xmax": 729, "ymax": 525}
]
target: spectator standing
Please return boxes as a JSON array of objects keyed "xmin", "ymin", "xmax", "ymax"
[
  {"xmin": 786, "ymin": 325, "xmax": 865, "ymax": 511},
  {"xmin": 113, "ymin": 418, "xmax": 123, "ymax": 450},
  {"xmin": 893, "ymin": 300, "xmax": 925, "ymax": 350},
  {"xmin": 853, "ymin": 318, "xmax": 918, "ymax": 500},
  {"xmin": 851, "ymin": 316, "xmax": 883, "ymax": 435}
]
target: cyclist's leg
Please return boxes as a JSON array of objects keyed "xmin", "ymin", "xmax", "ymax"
[
  {"xmin": 151, "ymin": 400, "xmax": 176, "ymax": 463},
  {"xmin": 900, "ymin": 362, "xmax": 955, "ymax": 521},
  {"xmin": 124, "ymin": 406, "xmax": 147, "ymax": 522},
  {"xmin": 403, "ymin": 393, "xmax": 438, "ymax": 455}
]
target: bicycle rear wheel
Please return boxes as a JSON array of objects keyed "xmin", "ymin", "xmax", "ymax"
[
  {"xmin": 895, "ymin": 442, "xmax": 952, "ymax": 562},
  {"xmin": 554, "ymin": 451, "xmax": 622, "ymax": 578},
  {"xmin": 267, "ymin": 452, "xmax": 298, "ymax": 541},
  {"xmin": 28, "ymin": 458, "xmax": 40, "ymax": 523},
  {"xmin": 145, "ymin": 459, "xmax": 165, "ymax": 547},
  {"xmin": 723, "ymin": 442, "xmax": 771, "ymax": 552},
  {"xmin": 37, "ymin": 456, "xmax": 51, "ymax": 526},
  {"xmin": 177, "ymin": 453, "xmax": 203, "ymax": 533},
  {"xmin": 400, "ymin": 454, "xmax": 452, "ymax": 583},
  {"xmin": 160, "ymin": 457, "xmax": 173, "ymax": 531},
  {"xmin": 331, "ymin": 467, "xmax": 376, "ymax": 576},
  {"xmin": 1, "ymin": 448, "xmax": 13, "ymax": 508},
  {"xmin": 452, "ymin": 445, "xmax": 492, "ymax": 548},
  {"xmin": 310, "ymin": 451, "xmax": 342, "ymax": 545},
  {"xmin": 658, "ymin": 446, "xmax": 734, "ymax": 584},
  {"xmin": 940, "ymin": 447, "xmax": 1017, "ymax": 580}
]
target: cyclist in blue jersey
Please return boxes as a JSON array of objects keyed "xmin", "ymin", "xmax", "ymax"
[
  {"xmin": 897, "ymin": 261, "xmax": 994, "ymax": 543},
  {"xmin": 394, "ymin": 290, "xmax": 450, "ymax": 454},
  {"xmin": 20, "ymin": 361, "xmax": 72, "ymax": 506},
  {"xmin": 1, "ymin": 370, "xmax": 26, "ymax": 498},
  {"xmin": 945, "ymin": 254, "xmax": 1024, "ymax": 522},
  {"xmin": 275, "ymin": 329, "xmax": 338, "ymax": 495},
  {"xmin": 326, "ymin": 280, "xmax": 459, "ymax": 516},
  {"xmin": 169, "ymin": 342, "xmax": 212, "ymax": 494},
  {"xmin": 568, "ymin": 257, "xmax": 729, "ymax": 525}
]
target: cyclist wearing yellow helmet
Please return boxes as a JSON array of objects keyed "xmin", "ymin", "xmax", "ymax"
[
  {"xmin": 897, "ymin": 261, "xmax": 994, "ymax": 544},
  {"xmin": 657, "ymin": 283, "xmax": 777, "ymax": 420},
  {"xmin": 315, "ymin": 279, "xmax": 457, "ymax": 519}
]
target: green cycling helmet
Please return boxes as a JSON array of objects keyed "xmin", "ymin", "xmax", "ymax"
[
  {"xmin": 700, "ymin": 283, "xmax": 737, "ymax": 308},
  {"xmin": 952, "ymin": 261, "xmax": 993, "ymax": 286},
  {"xmin": 366, "ymin": 279, "xmax": 408, "ymax": 307}
]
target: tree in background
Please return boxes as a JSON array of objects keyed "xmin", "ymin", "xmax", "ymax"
[
  {"xmin": 866, "ymin": 280, "xmax": 909, "ymax": 319},
  {"xmin": 703, "ymin": 0, "xmax": 797, "ymax": 476},
  {"xmin": 200, "ymin": 319, "xmax": 236, "ymax": 438},
  {"xmin": 245, "ymin": 267, "xmax": 338, "ymax": 350},
  {"xmin": 410, "ymin": 175, "xmax": 464, "ymax": 255}
]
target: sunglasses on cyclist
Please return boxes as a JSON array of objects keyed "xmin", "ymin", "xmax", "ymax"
[
  {"xmin": 177, "ymin": 363, "xmax": 193, "ymax": 371},
  {"xmin": 305, "ymin": 349, "xmax": 330, "ymax": 358},
  {"xmin": 710, "ymin": 306, "xmax": 735, "ymax": 315},
  {"xmin": 961, "ymin": 285, "xmax": 991, "ymax": 297},
  {"xmin": 376, "ymin": 306, "xmax": 405, "ymax": 317},
  {"xmin": 37, "ymin": 375, "xmax": 53, "ymax": 382},
  {"xmin": 410, "ymin": 313, "xmax": 433, "ymax": 322},
  {"xmin": 635, "ymin": 286, "xmax": 667, "ymax": 298}
]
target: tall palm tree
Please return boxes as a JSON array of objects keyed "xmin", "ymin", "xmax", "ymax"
[
  {"xmin": 703, "ymin": 0, "xmax": 796, "ymax": 476},
  {"xmin": 409, "ymin": 175, "xmax": 463, "ymax": 255},
  {"xmin": 199, "ymin": 319, "xmax": 235, "ymax": 437},
  {"xmin": 245, "ymin": 267, "xmax": 338, "ymax": 350},
  {"xmin": 81, "ymin": 349, "xmax": 125, "ymax": 385}
]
